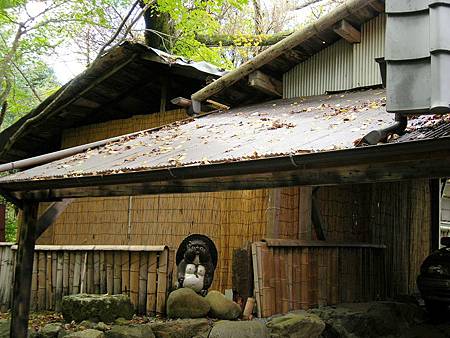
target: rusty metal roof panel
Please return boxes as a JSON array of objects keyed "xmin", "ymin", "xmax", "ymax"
[{"xmin": 0, "ymin": 89, "xmax": 394, "ymax": 183}]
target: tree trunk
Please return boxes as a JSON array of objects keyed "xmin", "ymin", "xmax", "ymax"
[{"xmin": 141, "ymin": 2, "xmax": 173, "ymax": 50}]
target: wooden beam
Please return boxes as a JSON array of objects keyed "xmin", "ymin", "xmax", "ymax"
[
  {"xmin": 10, "ymin": 201, "xmax": 38, "ymax": 338},
  {"xmin": 333, "ymin": 20, "xmax": 361, "ymax": 44},
  {"xmin": 170, "ymin": 97, "xmax": 192, "ymax": 108},
  {"xmin": 35, "ymin": 199, "xmax": 73, "ymax": 239},
  {"xmin": 263, "ymin": 238, "xmax": 386, "ymax": 249},
  {"xmin": 298, "ymin": 187, "xmax": 312, "ymax": 240},
  {"xmin": 248, "ymin": 71, "xmax": 282, "ymax": 97},
  {"xmin": 266, "ymin": 188, "xmax": 281, "ymax": 238},
  {"xmin": 368, "ymin": 0, "xmax": 385, "ymax": 13},
  {"xmin": 311, "ymin": 187, "xmax": 326, "ymax": 240}
]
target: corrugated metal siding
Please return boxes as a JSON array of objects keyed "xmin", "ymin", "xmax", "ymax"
[
  {"xmin": 284, "ymin": 15, "xmax": 386, "ymax": 98},
  {"xmin": 283, "ymin": 39, "xmax": 353, "ymax": 98},
  {"xmin": 353, "ymin": 14, "xmax": 385, "ymax": 88}
]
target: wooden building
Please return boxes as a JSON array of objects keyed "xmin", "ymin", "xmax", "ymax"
[{"xmin": 0, "ymin": 0, "xmax": 448, "ymax": 334}]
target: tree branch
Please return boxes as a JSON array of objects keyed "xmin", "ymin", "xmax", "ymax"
[
  {"xmin": 196, "ymin": 31, "xmax": 292, "ymax": 47},
  {"xmin": 11, "ymin": 61, "xmax": 42, "ymax": 102},
  {"xmin": 95, "ymin": 0, "xmax": 140, "ymax": 59}
]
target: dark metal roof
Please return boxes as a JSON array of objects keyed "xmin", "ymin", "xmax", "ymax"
[
  {"xmin": 191, "ymin": 0, "xmax": 385, "ymax": 108},
  {"xmin": 0, "ymin": 89, "xmax": 395, "ymax": 183},
  {"xmin": 0, "ymin": 42, "xmax": 226, "ymax": 164}
]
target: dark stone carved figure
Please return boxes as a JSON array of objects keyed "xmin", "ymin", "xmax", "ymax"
[{"xmin": 176, "ymin": 234, "xmax": 218, "ymax": 296}]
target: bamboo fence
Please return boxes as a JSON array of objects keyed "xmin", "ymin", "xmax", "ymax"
[
  {"xmin": 252, "ymin": 240, "xmax": 387, "ymax": 318},
  {"xmin": 0, "ymin": 244, "xmax": 170, "ymax": 314}
]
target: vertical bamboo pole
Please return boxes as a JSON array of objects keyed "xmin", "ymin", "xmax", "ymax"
[
  {"xmin": 46, "ymin": 252, "xmax": 53, "ymax": 309},
  {"xmin": 138, "ymin": 252, "xmax": 148, "ymax": 314},
  {"xmin": 52, "ymin": 252, "xmax": 57, "ymax": 308},
  {"xmin": 38, "ymin": 252, "xmax": 46, "ymax": 310},
  {"xmin": 113, "ymin": 252, "xmax": 121, "ymax": 295},
  {"xmin": 55, "ymin": 253, "xmax": 63, "ymax": 312},
  {"xmin": 62, "ymin": 252, "xmax": 69, "ymax": 296},
  {"xmin": 130, "ymin": 252, "xmax": 140, "ymax": 310},
  {"xmin": 30, "ymin": 254, "xmax": 38, "ymax": 312},
  {"xmin": 106, "ymin": 252, "xmax": 114, "ymax": 295},
  {"xmin": 93, "ymin": 252, "xmax": 100, "ymax": 294},
  {"xmin": 121, "ymin": 252, "xmax": 130, "ymax": 297},
  {"xmin": 156, "ymin": 249, "xmax": 168, "ymax": 314},
  {"xmin": 99, "ymin": 252, "xmax": 106, "ymax": 294},
  {"xmin": 146, "ymin": 253, "xmax": 157, "ymax": 315},
  {"xmin": 10, "ymin": 201, "xmax": 38, "ymax": 338}
]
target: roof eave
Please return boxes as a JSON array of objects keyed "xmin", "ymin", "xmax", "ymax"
[{"xmin": 3, "ymin": 136, "xmax": 450, "ymax": 202}]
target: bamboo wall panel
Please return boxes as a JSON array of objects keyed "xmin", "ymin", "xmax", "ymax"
[
  {"xmin": 0, "ymin": 244, "xmax": 169, "ymax": 314},
  {"xmin": 279, "ymin": 180, "xmax": 432, "ymax": 296},
  {"xmin": 61, "ymin": 109, "xmax": 187, "ymax": 148},
  {"xmin": 38, "ymin": 190, "xmax": 270, "ymax": 292},
  {"xmin": 252, "ymin": 241, "xmax": 386, "ymax": 318}
]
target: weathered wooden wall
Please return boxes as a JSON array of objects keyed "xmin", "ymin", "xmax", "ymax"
[
  {"xmin": 252, "ymin": 241, "xmax": 386, "ymax": 317},
  {"xmin": 0, "ymin": 244, "xmax": 169, "ymax": 314}
]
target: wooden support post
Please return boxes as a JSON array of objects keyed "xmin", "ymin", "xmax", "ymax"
[
  {"xmin": 10, "ymin": 201, "xmax": 38, "ymax": 338},
  {"xmin": 333, "ymin": 20, "xmax": 361, "ymax": 44},
  {"xmin": 248, "ymin": 70, "xmax": 282, "ymax": 97},
  {"xmin": 298, "ymin": 187, "xmax": 312, "ymax": 240},
  {"xmin": 266, "ymin": 189, "xmax": 281, "ymax": 238},
  {"xmin": 311, "ymin": 188, "xmax": 326, "ymax": 241},
  {"xmin": 160, "ymin": 76, "xmax": 168, "ymax": 113},
  {"xmin": 430, "ymin": 179, "xmax": 441, "ymax": 252}
]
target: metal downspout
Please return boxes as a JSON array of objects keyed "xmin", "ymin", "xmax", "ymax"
[{"xmin": 359, "ymin": 113, "xmax": 408, "ymax": 146}]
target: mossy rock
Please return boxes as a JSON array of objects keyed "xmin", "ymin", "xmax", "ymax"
[
  {"xmin": 267, "ymin": 312, "xmax": 325, "ymax": 338},
  {"xmin": 105, "ymin": 324, "xmax": 154, "ymax": 338},
  {"xmin": 62, "ymin": 294, "xmax": 134, "ymax": 323},
  {"xmin": 64, "ymin": 329, "xmax": 105, "ymax": 338},
  {"xmin": 209, "ymin": 320, "xmax": 269, "ymax": 338},
  {"xmin": 149, "ymin": 319, "xmax": 211, "ymax": 338},
  {"xmin": 205, "ymin": 291, "xmax": 241, "ymax": 320},
  {"xmin": 166, "ymin": 288, "xmax": 210, "ymax": 319}
]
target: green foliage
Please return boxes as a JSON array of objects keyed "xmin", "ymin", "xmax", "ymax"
[
  {"xmin": 155, "ymin": 0, "xmax": 248, "ymax": 69},
  {"xmin": 5, "ymin": 202, "xmax": 17, "ymax": 242}
]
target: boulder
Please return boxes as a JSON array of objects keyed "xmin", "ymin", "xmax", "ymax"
[
  {"xmin": 209, "ymin": 320, "xmax": 269, "ymax": 338},
  {"xmin": 38, "ymin": 323, "xmax": 64, "ymax": 338},
  {"xmin": 64, "ymin": 329, "xmax": 105, "ymax": 338},
  {"xmin": 105, "ymin": 325, "xmax": 154, "ymax": 338},
  {"xmin": 309, "ymin": 301, "xmax": 426, "ymax": 338},
  {"xmin": 205, "ymin": 291, "xmax": 241, "ymax": 320},
  {"xmin": 166, "ymin": 288, "xmax": 210, "ymax": 319},
  {"xmin": 266, "ymin": 312, "xmax": 325, "ymax": 338},
  {"xmin": 93, "ymin": 323, "xmax": 110, "ymax": 332},
  {"xmin": 149, "ymin": 318, "xmax": 211, "ymax": 338},
  {"xmin": 61, "ymin": 294, "xmax": 134, "ymax": 323}
]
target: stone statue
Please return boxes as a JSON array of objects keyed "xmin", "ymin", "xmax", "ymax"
[{"xmin": 176, "ymin": 234, "xmax": 217, "ymax": 296}]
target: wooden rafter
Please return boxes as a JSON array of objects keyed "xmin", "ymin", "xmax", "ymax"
[
  {"xmin": 333, "ymin": 20, "xmax": 361, "ymax": 44},
  {"xmin": 248, "ymin": 71, "xmax": 282, "ymax": 97}
]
